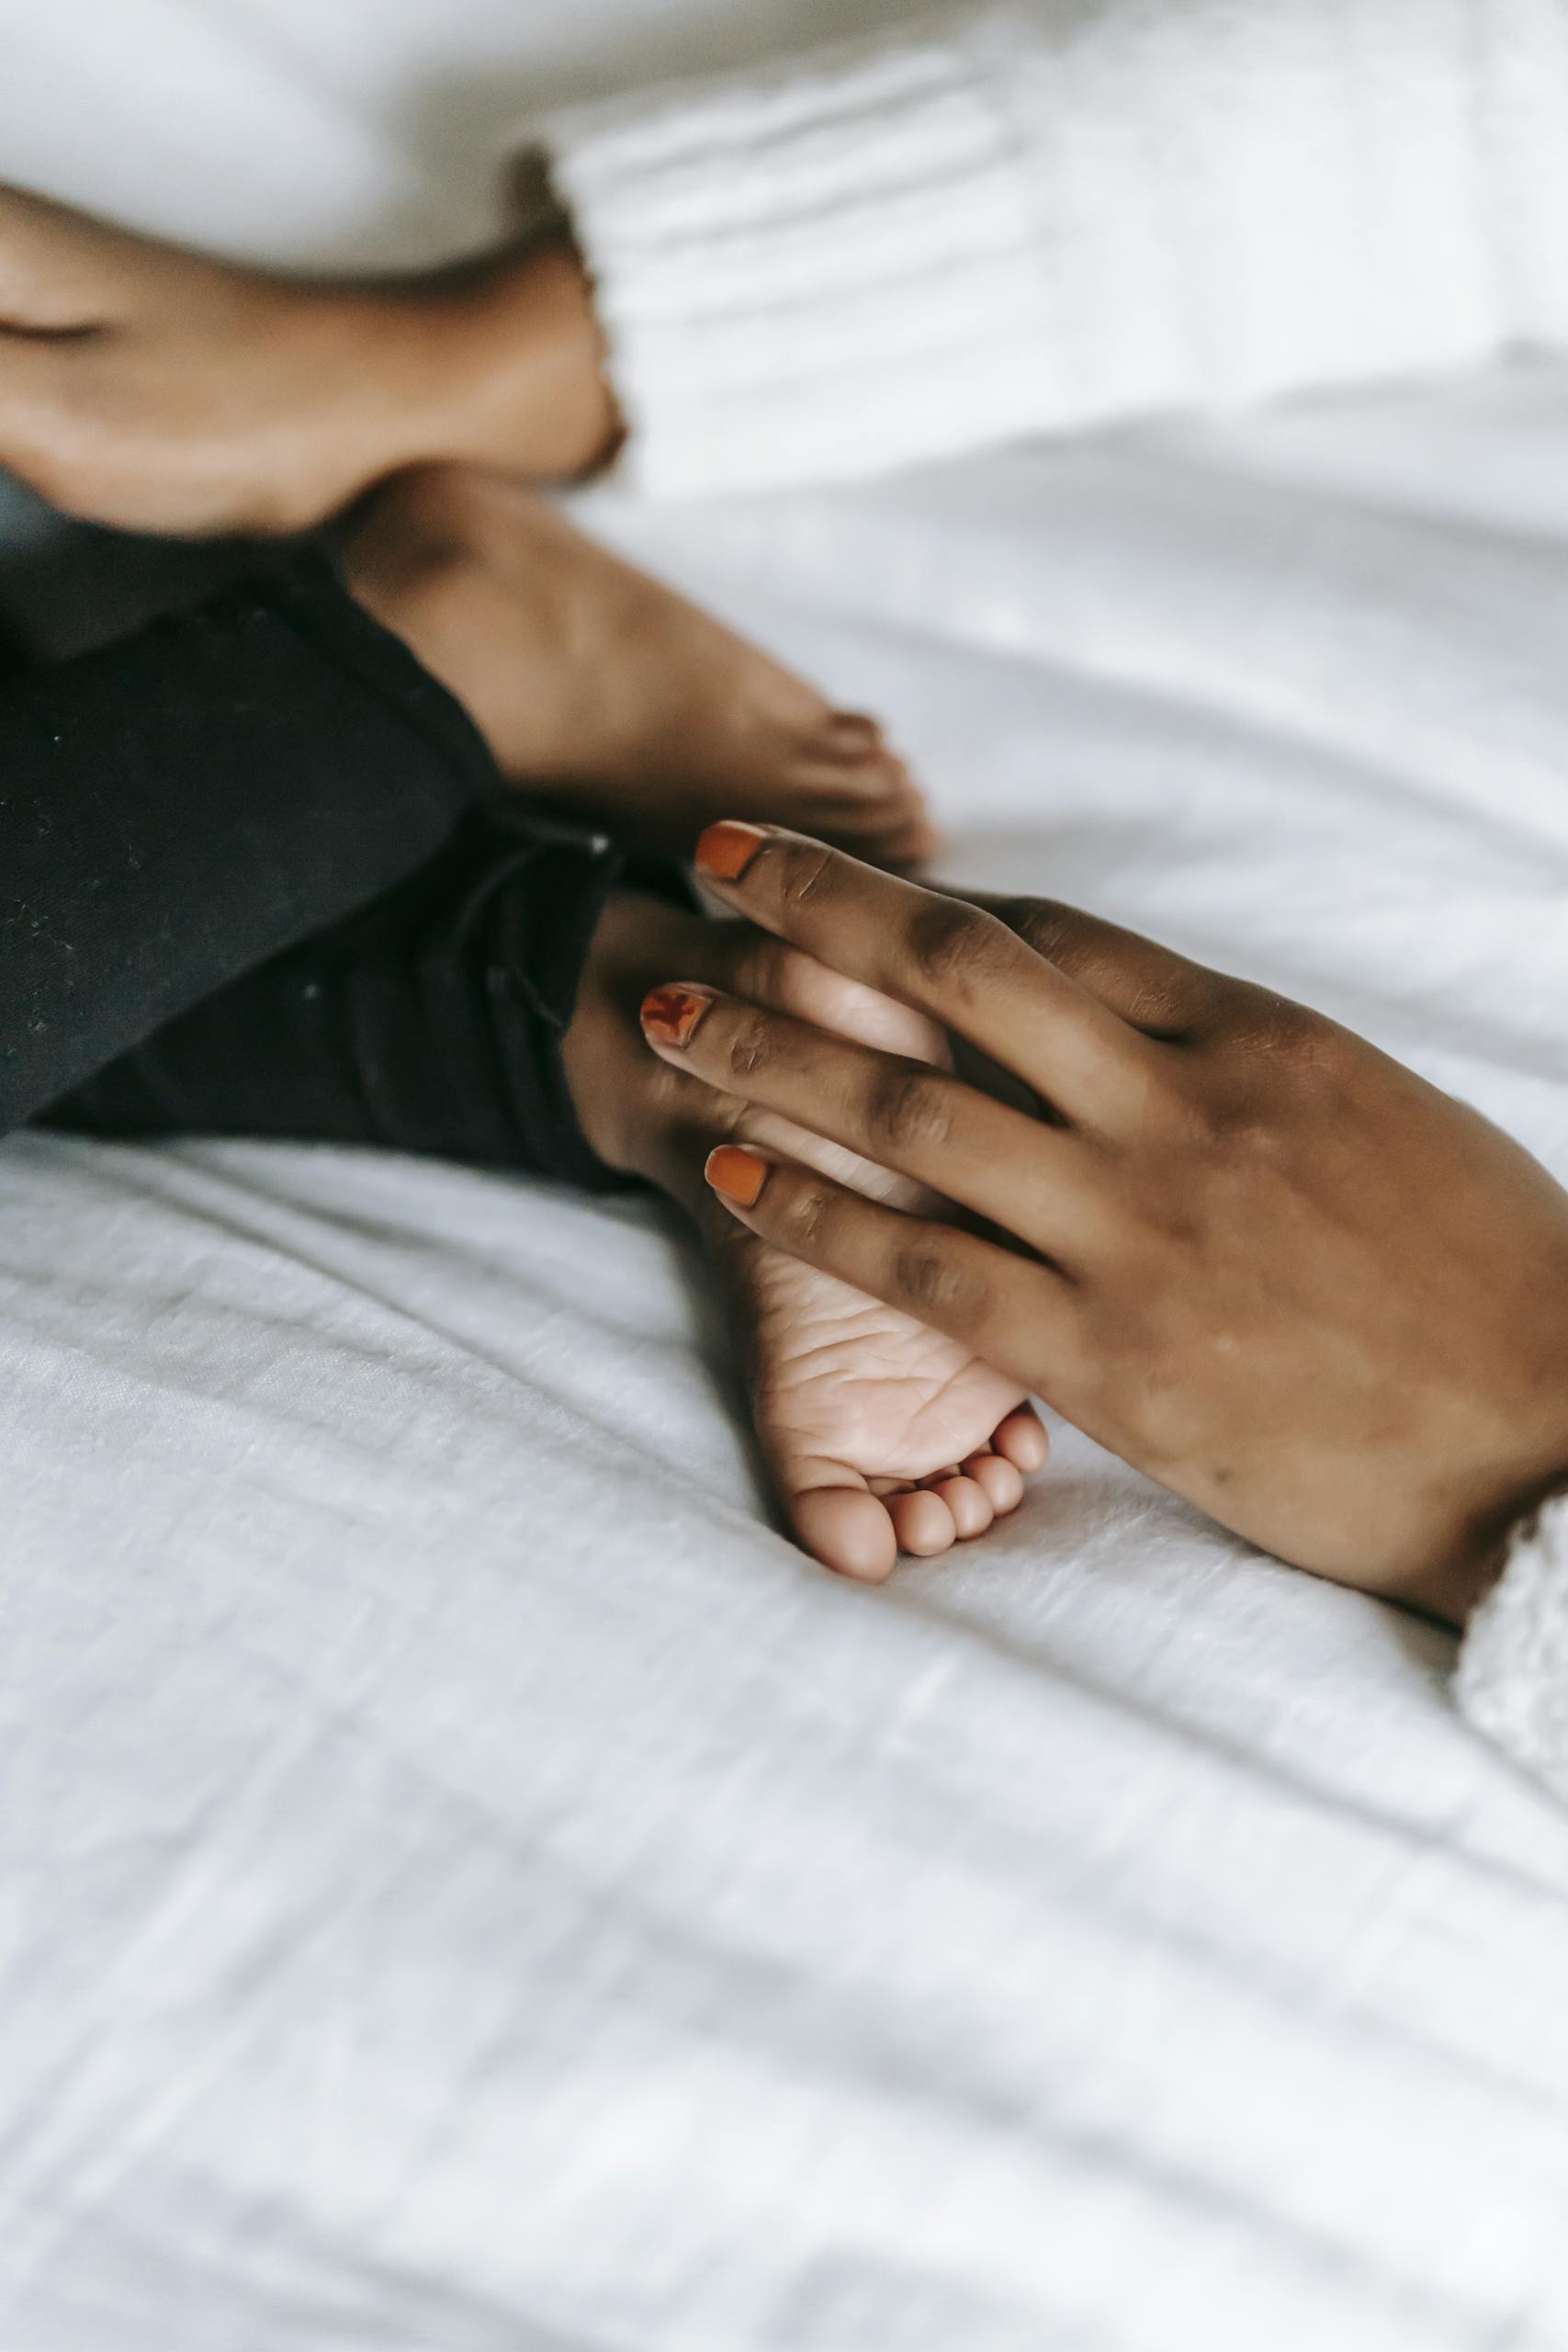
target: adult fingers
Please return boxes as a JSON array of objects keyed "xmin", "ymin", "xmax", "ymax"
[
  {"xmin": 701, "ymin": 1142, "xmax": 1077, "ymax": 1395},
  {"xmin": 966, "ymin": 894, "xmax": 1222, "ymax": 1038},
  {"xmin": 711, "ymin": 923, "xmax": 951, "ymax": 1068},
  {"xmin": 693, "ymin": 823, "xmax": 1157, "ymax": 1133},
  {"xmin": 642, "ymin": 983, "xmax": 1105, "ymax": 1261}
]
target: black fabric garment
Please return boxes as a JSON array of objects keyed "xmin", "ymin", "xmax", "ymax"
[
  {"xmin": 0, "ymin": 552, "xmax": 510, "ymax": 1129},
  {"xmin": 47, "ymin": 815, "xmax": 632, "ymax": 1192}
]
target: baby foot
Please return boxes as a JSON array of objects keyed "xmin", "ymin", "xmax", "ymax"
[
  {"xmin": 728, "ymin": 1223, "xmax": 1046, "ymax": 1578},
  {"xmin": 344, "ymin": 466, "xmax": 937, "ymax": 865},
  {"xmin": 577, "ymin": 897, "xmax": 1045, "ymax": 1578},
  {"xmin": 692, "ymin": 956, "xmax": 1043, "ymax": 1577}
]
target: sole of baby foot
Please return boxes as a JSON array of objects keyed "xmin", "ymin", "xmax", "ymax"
[
  {"xmin": 342, "ymin": 465, "xmax": 938, "ymax": 864},
  {"xmin": 715, "ymin": 1227, "xmax": 1046, "ymax": 1581},
  {"xmin": 801, "ymin": 1415, "xmax": 1049, "ymax": 1577},
  {"xmin": 563, "ymin": 888, "xmax": 1043, "ymax": 1579},
  {"xmin": 687, "ymin": 941, "xmax": 1043, "ymax": 1579}
]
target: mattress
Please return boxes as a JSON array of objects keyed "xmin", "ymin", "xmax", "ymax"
[{"xmin": 3, "ymin": 5, "xmax": 1568, "ymax": 2347}]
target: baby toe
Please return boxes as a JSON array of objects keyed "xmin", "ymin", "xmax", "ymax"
[
  {"xmin": 993, "ymin": 1407, "xmax": 1048, "ymax": 1473},
  {"xmin": 963, "ymin": 1450, "xmax": 1025, "ymax": 1514},
  {"xmin": 792, "ymin": 1485, "xmax": 898, "ymax": 1583},
  {"xmin": 889, "ymin": 1487, "xmax": 957, "ymax": 1557},
  {"xmin": 932, "ymin": 1475, "xmax": 994, "ymax": 1540}
]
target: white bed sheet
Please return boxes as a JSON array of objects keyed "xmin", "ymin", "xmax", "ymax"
[
  {"xmin": 3, "ymin": 2, "xmax": 1568, "ymax": 2344},
  {"xmin": 0, "ymin": 382, "xmax": 1565, "ymax": 2352}
]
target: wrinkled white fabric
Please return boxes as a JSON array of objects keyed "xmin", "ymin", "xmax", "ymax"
[
  {"xmin": 2, "ymin": 3, "xmax": 1568, "ymax": 2346},
  {"xmin": 5, "ymin": 378, "xmax": 1568, "ymax": 2346}
]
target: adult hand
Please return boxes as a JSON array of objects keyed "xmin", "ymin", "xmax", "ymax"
[
  {"xmin": 639, "ymin": 822, "xmax": 1568, "ymax": 1622},
  {"xmin": 563, "ymin": 887, "xmax": 1044, "ymax": 1578}
]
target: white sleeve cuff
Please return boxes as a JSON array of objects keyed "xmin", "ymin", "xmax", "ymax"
[
  {"xmin": 544, "ymin": 0, "xmax": 1568, "ymax": 503},
  {"xmin": 542, "ymin": 24, "xmax": 1060, "ymax": 499},
  {"xmin": 1457, "ymin": 1492, "xmax": 1568, "ymax": 1805}
]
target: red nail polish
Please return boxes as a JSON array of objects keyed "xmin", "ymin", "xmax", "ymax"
[
  {"xmin": 694, "ymin": 821, "xmax": 770, "ymax": 882},
  {"xmin": 705, "ymin": 1145, "xmax": 768, "ymax": 1206},
  {"xmin": 640, "ymin": 985, "xmax": 712, "ymax": 1047}
]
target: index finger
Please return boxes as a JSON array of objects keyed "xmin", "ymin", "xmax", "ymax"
[{"xmin": 694, "ymin": 822, "xmax": 1156, "ymax": 1129}]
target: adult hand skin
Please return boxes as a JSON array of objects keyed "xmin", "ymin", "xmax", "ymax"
[
  {"xmin": 562, "ymin": 888, "xmax": 1045, "ymax": 1577},
  {"xmin": 641, "ymin": 822, "xmax": 1568, "ymax": 1623}
]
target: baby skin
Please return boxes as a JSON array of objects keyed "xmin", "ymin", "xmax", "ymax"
[{"xmin": 568, "ymin": 891, "xmax": 1046, "ymax": 1578}]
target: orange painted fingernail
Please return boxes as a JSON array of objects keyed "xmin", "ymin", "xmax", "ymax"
[
  {"xmin": 694, "ymin": 820, "xmax": 770, "ymax": 881},
  {"xmin": 705, "ymin": 1145, "xmax": 768, "ymax": 1207},
  {"xmin": 640, "ymin": 984, "xmax": 714, "ymax": 1047}
]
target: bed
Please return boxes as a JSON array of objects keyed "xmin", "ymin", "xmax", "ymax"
[{"xmin": 2, "ymin": 4, "xmax": 1567, "ymax": 2346}]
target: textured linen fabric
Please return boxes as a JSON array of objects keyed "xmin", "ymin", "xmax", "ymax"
[
  {"xmin": 547, "ymin": 0, "xmax": 1568, "ymax": 496},
  {"xmin": 4, "ymin": 375, "xmax": 1568, "ymax": 2350}
]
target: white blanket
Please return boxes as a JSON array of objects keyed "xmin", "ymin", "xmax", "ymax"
[{"xmin": 3, "ymin": 4, "xmax": 1568, "ymax": 2345}]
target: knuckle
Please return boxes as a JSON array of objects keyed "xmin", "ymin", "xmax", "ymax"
[
  {"xmin": 890, "ymin": 1240, "xmax": 988, "ymax": 1324},
  {"xmin": 907, "ymin": 899, "xmax": 1008, "ymax": 993},
  {"xmin": 780, "ymin": 1177, "xmax": 831, "ymax": 1254},
  {"xmin": 775, "ymin": 842, "xmax": 836, "ymax": 912},
  {"xmin": 1289, "ymin": 1016, "xmax": 1355, "ymax": 1093},
  {"xmin": 1223, "ymin": 986, "xmax": 1317, "ymax": 1062},
  {"xmin": 862, "ymin": 1062, "xmax": 955, "ymax": 1157},
  {"xmin": 724, "ymin": 1012, "xmax": 782, "ymax": 1086},
  {"xmin": 1259, "ymin": 1000, "xmax": 1319, "ymax": 1058},
  {"xmin": 1010, "ymin": 898, "xmax": 1083, "ymax": 965}
]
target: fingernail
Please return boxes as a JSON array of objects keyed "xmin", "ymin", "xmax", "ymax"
[
  {"xmin": 640, "ymin": 984, "xmax": 714, "ymax": 1048},
  {"xmin": 705, "ymin": 1145, "xmax": 768, "ymax": 1207},
  {"xmin": 694, "ymin": 821, "xmax": 770, "ymax": 882}
]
